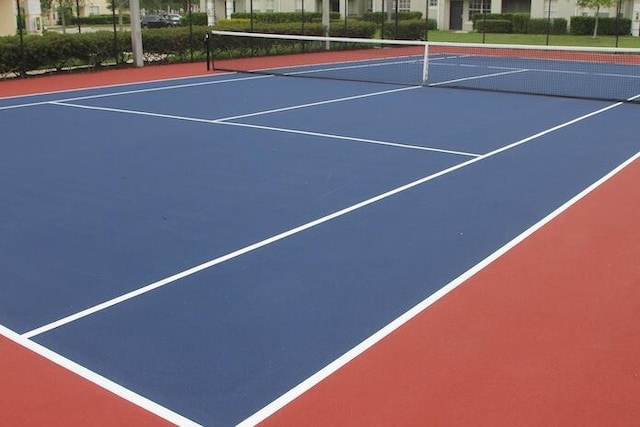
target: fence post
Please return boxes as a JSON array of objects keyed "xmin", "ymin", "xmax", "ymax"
[
  {"xmin": 250, "ymin": 0, "xmax": 254, "ymax": 32},
  {"xmin": 111, "ymin": 0, "xmax": 119, "ymax": 64},
  {"xmin": 16, "ymin": 0, "xmax": 26, "ymax": 77},
  {"xmin": 615, "ymin": 0, "xmax": 621, "ymax": 47},
  {"xmin": 545, "ymin": 0, "xmax": 552, "ymax": 45},
  {"xmin": 394, "ymin": 0, "xmax": 399, "ymax": 39},
  {"xmin": 425, "ymin": 0, "xmax": 429, "ymax": 40},
  {"xmin": 188, "ymin": 0, "xmax": 194, "ymax": 61},
  {"xmin": 75, "ymin": 0, "xmax": 81, "ymax": 33}
]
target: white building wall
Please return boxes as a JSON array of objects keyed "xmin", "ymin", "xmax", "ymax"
[
  {"xmin": 0, "ymin": 0, "xmax": 41, "ymax": 35},
  {"xmin": 0, "ymin": 0, "xmax": 16, "ymax": 36}
]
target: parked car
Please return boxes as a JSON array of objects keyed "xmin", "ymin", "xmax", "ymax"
[
  {"xmin": 164, "ymin": 14, "xmax": 182, "ymax": 26},
  {"xmin": 141, "ymin": 14, "xmax": 173, "ymax": 28}
]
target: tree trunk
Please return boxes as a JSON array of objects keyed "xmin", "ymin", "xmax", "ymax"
[
  {"xmin": 60, "ymin": 4, "xmax": 66, "ymax": 34},
  {"xmin": 593, "ymin": 6, "xmax": 600, "ymax": 37}
]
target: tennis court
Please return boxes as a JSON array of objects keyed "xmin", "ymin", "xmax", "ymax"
[{"xmin": 1, "ymin": 36, "xmax": 639, "ymax": 426}]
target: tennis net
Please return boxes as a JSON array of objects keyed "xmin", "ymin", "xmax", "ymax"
[
  {"xmin": 208, "ymin": 30, "xmax": 429, "ymax": 86},
  {"xmin": 207, "ymin": 31, "xmax": 640, "ymax": 104}
]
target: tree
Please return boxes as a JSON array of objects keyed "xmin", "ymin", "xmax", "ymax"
[
  {"xmin": 576, "ymin": 0, "xmax": 616, "ymax": 37},
  {"xmin": 56, "ymin": 0, "xmax": 73, "ymax": 33},
  {"xmin": 108, "ymin": 0, "xmax": 129, "ymax": 31}
]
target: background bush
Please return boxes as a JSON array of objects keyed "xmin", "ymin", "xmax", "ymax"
[
  {"xmin": 0, "ymin": 19, "xmax": 379, "ymax": 77},
  {"xmin": 361, "ymin": 11, "xmax": 423, "ymax": 23},
  {"xmin": 475, "ymin": 19, "xmax": 512, "ymax": 33},
  {"xmin": 570, "ymin": 16, "xmax": 631, "ymax": 35},
  {"xmin": 71, "ymin": 14, "xmax": 131, "ymax": 25},
  {"xmin": 472, "ymin": 13, "xmax": 567, "ymax": 34},
  {"xmin": 182, "ymin": 12, "xmax": 207, "ymax": 26},
  {"xmin": 527, "ymin": 18, "xmax": 567, "ymax": 34},
  {"xmin": 230, "ymin": 12, "xmax": 341, "ymax": 22},
  {"xmin": 1, "ymin": 31, "xmax": 132, "ymax": 77},
  {"xmin": 380, "ymin": 19, "xmax": 437, "ymax": 39}
]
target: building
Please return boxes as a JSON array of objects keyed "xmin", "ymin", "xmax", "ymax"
[
  {"xmin": 1, "ymin": 0, "xmax": 41, "ymax": 36},
  {"xmin": 225, "ymin": 0, "xmax": 640, "ymax": 31},
  {"xmin": 2, "ymin": 0, "xmax": 640, "ymax": 36}
]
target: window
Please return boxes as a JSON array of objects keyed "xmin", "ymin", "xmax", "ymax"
[
  {"xmin": 390, "ymin": 0, "xmax": 411, "ymax": 11},
  {"xmin": 468, "ymin": 0, "xmax": 490, "ymax": 20},
  {"xmin": 429, "ymin": 0, "xmax": 437, "ymax": 6},
  {"xmin": 265, "ymin": 0, "xmax": 274, "ymax": 12}
]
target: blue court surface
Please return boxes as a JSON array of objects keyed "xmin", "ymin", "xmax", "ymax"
[{"xmin": 1, "ymin": 60, "xmax": 639, "ymax": 426}]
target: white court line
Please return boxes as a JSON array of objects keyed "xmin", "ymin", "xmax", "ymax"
[
  {"xmin": 217, "ymin": 120, "xmax": 481, "ymax": 157},
  {"xmin": 22, "ymin": 98, "xmax": 627, "ymax": 339},
  {"xmin": 213, "ymin": 86, "xmax": 419, "ymax": 122},
  {"xmin": 430, "ymin": 69, "xmax": 529, "ymax": 87},
  {"xmin": 433, "ymin": 60, "xmax": 640, "ymax": 80},
  {"xmin": 0, "ymin": 74, "xmax": 270, "ymax": 111},
  {"xmin": 49, "ymin": 100, "xmax": 467, "ymax": 155},
  {"xmin": 526, "ymin": 68, "xmax": 640, "ymax": 79},
  {"xmin": 237, "ymin": 147, "xmax": 640, "ymax": 427},
  {"xmin": 0, "ymin": 323, "xmax": 202, "ymax": 426},
  {"xmin": 0, "ymin": 70, "xmax": 238, "ymax": 101},
  {"xmin": 285, "ymin": 58, "xmax": 422, "ymax": 76},
  {"xmin": 50, "ymin": 101, "xmax": 217, "ymax": 124}
]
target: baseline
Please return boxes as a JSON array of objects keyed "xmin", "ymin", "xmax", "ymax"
[{"xmin": 0, "ymin": 74, "xmax": 270, "ymax": 111}]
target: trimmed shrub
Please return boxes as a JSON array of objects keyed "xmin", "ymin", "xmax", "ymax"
[
  {"xmin": 472, "ymin": 13, "xmax": 530, "ymax": 33},
  {"xmin": 214, "ymin": 20, "xmax": 376, "ymax": 37},
  {"xmin": 475, "ymin": 19, "xmax": 512, "ymax": 33},
  {"xmin": 571, "ymin": 16, "xmax": 631, "ymax": 35},
  {"xmin": 0, "ymin": 31, "xmax": 132, "ymax": 77},
  {"xmin": 230, "ymin": 12, "xmax": 341, "ymax": 23},
  {"xmin": 527, "ymin": 18, "xmax": 567, "ymax": 34},
  {"xmin": 0, "ymin": 36, "xmax": 22, "ymax": 76},
  {"xmin": 380, "ymin": 19, "xmax": 437, "ymax": 40},
  {"xmin": 182, "ymin": 12, "xmax": 207, "ymax": 26},
  {"xmin": 511, "ymin": 13, "xmax": 530, "ymax": 33},
  {"xmin": 70, "ymin": 14, "xmax": 130, "ymax": 25},
  {"xmin": 472, "ymin": 13, "xmax": 509, "ymax": 29},
  {"xmin": 361, "ymin": 11, "xmax": 423, "ymax": 23},
  {"xmin": 0, "ymin": 18, "xmax": 378, "ymax": 78},
  {"xmin": 597, "ymin": 17, "xmax": 631, "ymax": 35}
]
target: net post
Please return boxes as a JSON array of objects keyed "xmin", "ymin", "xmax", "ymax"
[{"xmin": 422, "ymin": 42, "xmax": 429, "ymax": 86}]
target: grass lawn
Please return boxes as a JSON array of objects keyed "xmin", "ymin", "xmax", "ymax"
[{"xmin": 424, "ymin": 31, "xmax": 640, "ymax": 48}]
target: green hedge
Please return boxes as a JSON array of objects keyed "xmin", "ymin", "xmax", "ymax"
[
  {"xmin": 0, "ymin": 36, "xmax": 22, "ymax": 74},
  {"xmin": 214, "ymin": 20, "xmax": 376, "ymax": 37},
  {"xmin": 472, "ymin": 13, "xmax": 569, "ymax": 34},
  {"xmin": 0, "ymin": 31, "xmax": 132, "ymax": 76},
  {"xmin": 570, "ymin": 16, "xmax": 632, "ymax": 35},
  {"xmin": 380, "ymin": 19, "xmax": 437, "ymax": 39},
  {"xmin": 527, "ymin": 18, "xmax": 567, "ymax": 34},
  {"xmin": 510, "ymin": 14, "xmax": 530, "ymax": 33},
  {"xmin": 0, "ymin": 20, "xmax": 380, "ymax": 78},
  {"xmin": 230, "ymin": 12, "xmax": 341, "ymax": 22},
  {"xmin": 70, "ymin": 14, "xmax": 131, "ymax": 25},
  {"xmin": 361, "ymin": 11, "xmax": 423, "ymax": 23},
  {"xmin": 475, "ymin": 19, "xmax": 512, "ymax": 33},
  {"xmin": 182, "ymin": 12, "xmax": 208, "ymax": 26}
]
